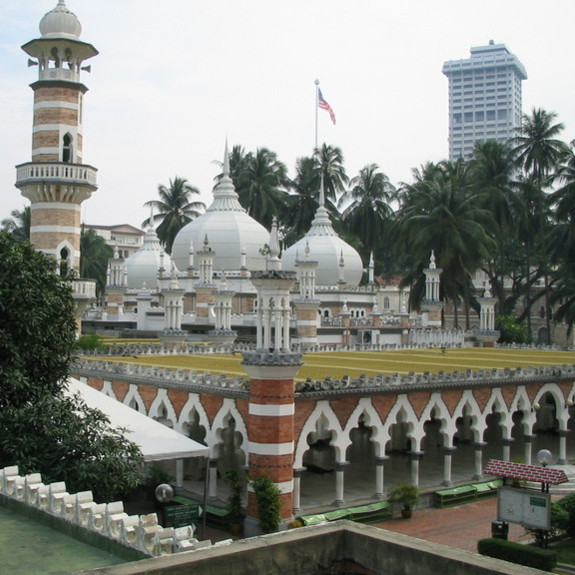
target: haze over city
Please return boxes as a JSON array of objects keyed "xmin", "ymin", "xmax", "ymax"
[{"xmin": 2, "ymin": 0, "xmax": 575, "ymax": 229}]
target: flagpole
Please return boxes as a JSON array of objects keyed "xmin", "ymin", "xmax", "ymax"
[{"xmin": 314, "ymin": 78, "xmax": 319, "ymax": 151}]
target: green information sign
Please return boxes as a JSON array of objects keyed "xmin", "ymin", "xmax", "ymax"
[
  {"xmin": 163, "ymin": 504, "xmax": 201, "ymax": 528},
  {"xmin": 530, "ymin": 496, "xmax": 547, "ymax": 508}
]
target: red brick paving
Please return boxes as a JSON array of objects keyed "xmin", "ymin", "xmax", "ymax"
[{"xmin": 375, "ymin": 498, "xmax": 529, "ymax": 553}]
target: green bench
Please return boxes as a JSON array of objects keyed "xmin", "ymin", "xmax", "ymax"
[
  {"xmin": 172, "ymin": 495, "xmax": 230, "ymax": 529},
  {"xmin": 434, "ymin": 479, "xmax": 502, "ymax": 508},
  {"xmin": 299, "ymin": 500, "xmax": 392, "ymax": 526}
]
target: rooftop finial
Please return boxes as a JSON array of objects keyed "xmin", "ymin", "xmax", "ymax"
[
  {"xmin": 319, "ymin": 173, "xmax": 326, "ymax": 208},
  {"xmin": 223, "ymin": 138, "xmax": 230, "ymax": 177}
]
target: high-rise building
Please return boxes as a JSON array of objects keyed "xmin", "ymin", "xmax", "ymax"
[{"xmin": 442, "ymin": 41, "xmax": 527, "ymax": 160}]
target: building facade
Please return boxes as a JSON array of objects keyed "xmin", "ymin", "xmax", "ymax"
[{"xmin": 442, "ymin": 41, "xmax": 527, "ymax": 160}]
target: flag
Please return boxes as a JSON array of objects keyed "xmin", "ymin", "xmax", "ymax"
[{"xmin": 317, "ymin": 88, "xmax": 336, "ymax": 125}]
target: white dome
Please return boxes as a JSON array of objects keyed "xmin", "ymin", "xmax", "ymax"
[
  {"xmin": 281, "ymin": 191, "xmax": 363, "ymax": 286},
  {"xmin": 172, "ymin": 150, "xmax": 269, "ymax": 272},
  {"xmin": 40, "ymin": 1, "xmax": 82, "ymax": 39},
  {"xmin": 125, "ymin": 227, "xmax": 173, "ymax": 290}
]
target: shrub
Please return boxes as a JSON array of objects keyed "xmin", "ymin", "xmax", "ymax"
[
  {"xmin": 556, "ymin": 493, "xmax": 575, "ymax": 537},
  {"xmin": 478, "ymin": 538, "xmax": 557, "ymax": 572},
  {"xmin": 76, "ymin": 333, "xmax": 105, "ymax": 351},
  {"xmin": 251, "ymin": 475, "xmax": 281, "ymax": 533}
]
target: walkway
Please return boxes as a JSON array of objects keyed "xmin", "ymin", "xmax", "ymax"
[{"xmin": 375, "ymin": 497, "xmax": 528, "ymax": 553}]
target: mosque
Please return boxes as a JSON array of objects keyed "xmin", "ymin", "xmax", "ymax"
[{"xmin": 14, "ymin": 1, "xmax": 575, "ymax": 536}]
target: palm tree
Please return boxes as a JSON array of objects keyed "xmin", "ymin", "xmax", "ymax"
[
  {"xmin": 1, "ymin": 206, "xmax": 30, "ymax": 243},
  {"xmin": 80, "ymin": 226, "xmax": 113, "ymax": 302},
  {"xmin": 397, "ymin": 160, "xmax": 495, "ymax": 326},
  {"xmin": 339, "ymin": 163, "xmax": 396, "ymax": 264},
  {"xmin": 314, "ymin": 144, "xmax": 348, "ymax": 205},
  {"xmin": 283, "ymin": 156, "xmax": 320, "ymax": 246},
  {"xmin": 469, "ymin": 140, "xmax": 521, "ymax": 314},
  {"xmin": 510, "ymin": 109, "xmax": 567, "ymax": 342},
  {"xmin": 511, "ymin": 108, "xmax": 568, "ymax": 183},
  {"xmin": 234, "ymin": 148, "xmax": 290, "ymax": 230},
  {"xmin": 143, "ymin": 176, "xmax": 205, "ymax": 254}
]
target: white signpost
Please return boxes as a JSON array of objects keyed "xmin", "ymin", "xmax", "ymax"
[{"xmin": 497, "ymin": 486, "xmax": 551, "ymax": 530}]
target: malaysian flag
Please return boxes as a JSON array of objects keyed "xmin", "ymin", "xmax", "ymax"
[{"xmin": 317, "ymin": 88, "xmax": 336, "ymax": 124}]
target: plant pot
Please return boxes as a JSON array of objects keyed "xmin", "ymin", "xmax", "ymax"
[{"xmin": 401, "ymin": 508, "xmax": 412, "ymax": 519}]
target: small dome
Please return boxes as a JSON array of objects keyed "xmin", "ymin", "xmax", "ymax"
[
  {"xmin": 172, "ymin": 145, "xmax": 269, "ymax": 272},
  {"xmin": 125, "ymin": 226, "xmax": 173, "ymax": 290},
  {"xmin": 282, "ymin": 183, "xmax": 363, "ymax": 286},
  {"xmin": 40, "ymin": 1, "xmax": 82, "ymax": 40}
]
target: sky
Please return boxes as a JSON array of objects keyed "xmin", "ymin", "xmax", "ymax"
[{"xmin": 2, "ymin": 0, "xmax": 575, "ymax": 230}]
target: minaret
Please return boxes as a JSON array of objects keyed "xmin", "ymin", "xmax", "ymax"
[
  {"xmin": 15, "ymin": 1, "xmax": 98, "ymax": 271},
  {"xmin": 241, "ymin": 220, "xmax": 302, "ymax": 536},
  {"xmin": 293, "ymin": 242, "xmax": 320, "ymax": 348},
  {"xmin": 421, "ymin": 251, "xmax": 443, "ymax": 327}
]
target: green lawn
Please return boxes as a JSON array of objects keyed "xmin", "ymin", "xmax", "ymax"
[{"xmin": 86, "ymin": 347, "xmax": 575, "ymax": 382}]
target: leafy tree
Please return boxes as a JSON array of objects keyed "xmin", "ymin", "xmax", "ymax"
[
  {"xmin": 80, "ymin": 226, "xmax": 113, "ymax": 302},
  {"xmin": 143, "ymin": 176, "xmax": 205, "ymax": 254},
  {"xmin": 1, "ymin": 206, "xmax": 30, "ymax": 243},
  {"xmin": 0, "ymin": 232, "xmax": 143, "ymax": 501}
]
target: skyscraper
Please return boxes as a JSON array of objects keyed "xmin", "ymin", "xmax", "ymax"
[{"xmin": 442, "ymin": 41, "xmax": 527, "ymax": 160}]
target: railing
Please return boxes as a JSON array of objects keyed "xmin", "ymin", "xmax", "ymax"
[
  {"xmin": 72, "ymin": 279, "xmax": 96, "ymax": 299},
  {"xmin": 16, "ymin": 162, "xmax": 98, "ymax": 187}
]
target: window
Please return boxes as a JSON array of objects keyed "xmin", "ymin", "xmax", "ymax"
[{"xmin": 62, "ymin": 133, "xmax": 73, "ymax": 163}]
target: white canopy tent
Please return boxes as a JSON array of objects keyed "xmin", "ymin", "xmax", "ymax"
[{"xmin": 67, "ymin": 378, "xmax": 209, "ymax": 485}]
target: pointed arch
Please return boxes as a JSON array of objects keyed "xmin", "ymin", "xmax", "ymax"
[
  {"xmin": 294, "ymin": 401, "xmax": 342, "ymax": 467},
  {"xmin": 342, "ymin": 398, "xmax": 385, "ymax": 457},
  {"xmin": 208, "ymin": 398, "xmax": 248, "ymax": 460}
]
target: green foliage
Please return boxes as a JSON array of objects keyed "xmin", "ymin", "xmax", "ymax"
[
  {"xmin": 143, "ymin": 176, "xmax": 205, "ymax": 254},
  {"xmin": 224, "ymin": 468, "xmax": 247, "ymax": 522},
  {"xmin": 0, "ymin": 233, "xmax": 144, "ymax": 502},
  {"xmin": 251, "ymin": 475, "xmax": 281, "ymax": 533},
  {"xmin": 496, "ymin": 315, "xmax": 529, "ymax": 344},
  {"xmin": 0, "ymin": 393, "xmax": 144, "ymax": 502},
  {"xmin": 477, "ymin": 538, "xmax": 557, "ymax": 572},
  {"xmin": 387, "ymin": 482, "xmax": 420, "ymax": 510},
  {"xmin": 76, "ymin": 333, "xmax": 105, "ymax": 351},
  {"xmin": 80, "ymin": 227, "xmax": 113, "ymax": 301},
  {"xmin": 556, "ymin": 493, "xmax": 575, "ymax": 536},
  {"xmin": 0, "ymin": 233, "xmax": 77, "ymax": 406}
]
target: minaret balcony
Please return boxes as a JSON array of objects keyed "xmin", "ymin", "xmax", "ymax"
[{"xmin": 16, "ymin": 162, "xmax": 98, "ymax": 189}]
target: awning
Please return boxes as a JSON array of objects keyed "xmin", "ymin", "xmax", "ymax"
[{"xmin": 67, "ymin": 378, "xmax": 210, "ymax": 462}]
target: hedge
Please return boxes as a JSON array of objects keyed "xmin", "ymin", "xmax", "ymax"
[{"xmin": 477, "ymin": 538, "xmax": 557, "ymax": 572}]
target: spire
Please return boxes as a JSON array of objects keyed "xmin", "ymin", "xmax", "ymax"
[
  {"xmin": 267, "ymin": 217, "xmax": 282, "ymax": 271},
  {"xmin": 223, "ymin": 138, "xmax": 230, "ymax": 176},
  {"xmin": 319, "ymin": 173, "xmax": 326, "ymax": 209},
  {"xmin": 429, "ymin": 250, "xmax": 436, "ymax": 270}
]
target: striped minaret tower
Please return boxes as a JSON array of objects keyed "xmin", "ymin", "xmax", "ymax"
[
  {"xmin": 15, "ymin": 1, "xmax": 98, "ymax": 272},
  {"xmin": 242, "ymin": 219, "xmax": 303, "ymax": 536}
]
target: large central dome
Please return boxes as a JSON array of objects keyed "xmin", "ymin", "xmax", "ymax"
[{"xmin": 171, "ymin": 148, "xmax": 270, "ymax": 272}]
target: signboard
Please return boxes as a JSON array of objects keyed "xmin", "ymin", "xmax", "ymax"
[
  {"xmin": 163, "ymin": 503, "xmax": 201, "ymax": 529},
  {"xmin": 497, "ymin": 486, "xmax": 551, "ymax": 530}
]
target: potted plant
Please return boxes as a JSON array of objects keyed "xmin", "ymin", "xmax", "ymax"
[
  {"xmin": 388, "ymin": 482, "xmax": 420, "ymax": 518},
  {"xmin": 224, "ymin": 468, "xmax": 246, "ymax": 535}
]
